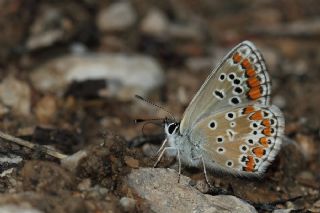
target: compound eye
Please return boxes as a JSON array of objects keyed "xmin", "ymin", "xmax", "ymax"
[{"xmin": 168, "ymin": 123, "xmax": 177, "ymax": 134}]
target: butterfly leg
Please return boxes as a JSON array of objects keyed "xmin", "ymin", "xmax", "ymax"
[
  {"xmin": 177, "ymin": 148, "xmax": 181, "ymax": 183},
  {"xmin": 192, "ymin": 156, "xmax": 213, "ymax": 188},
  {"xmin": 153, "ymin": 147, "xmax": 176, "ymax": 168},
  {"xmin": 200, "ymin": 156, "xmax": 213, "ymax": 188},
  {"xmin": 155, "ymin": 138, "xmax": 168, "ymax": 156}
]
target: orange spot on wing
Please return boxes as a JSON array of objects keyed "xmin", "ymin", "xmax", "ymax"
[
  {"xmin": 249, "ymin": 111, "xmax": 263, "ymax": 120},
  {"xmin": 241, "ymin": 58, "xmax": 251, "ymax": 69},
  {"xmin": 252, "ymin": 147, "xmax": 266, "ymax": 158},
  {"xmin": 243, "ymin": 105, "xmax": 255, "ymax": 114},
  {"xmin": 233, "ymin": 52, "xmax": 242, "ymax": 63},
  {"xmin": 262, "ymin": 119, "xmax": 271, "ymax": 127},
  {"xmin": 246, "ymin": 68, "xmax": 256, "ymax": 77},
  {"xmin": 245, "ymin": 156, "xmax": 255, "ymax": 172},
  {"xmin": 259, "ymin": 137, "xmax": 269, "ymax": 147},
  {"xmin": 247, "ymin": 76, "xmax": 260, "ymax": 88},
  {"xmin": 263, "ymin": 127, "xmax": 272, "ymax": 136},
  {"xmin": 248, "ymin": 87, "xmax": 262, "ymax": 100}
]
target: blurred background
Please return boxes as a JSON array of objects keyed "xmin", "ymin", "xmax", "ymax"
[{"xmin": 0, "ymin": 0, "xmax": 319, "ymax": 212}]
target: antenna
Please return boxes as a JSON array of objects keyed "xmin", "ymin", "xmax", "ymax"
[
  {"xmin": 134, "ymin": 95, "xmax": 176, "ymax": 121},
  {"xmin": 134, "ymin": 118, "xmax": 164, "ymax": 124}
]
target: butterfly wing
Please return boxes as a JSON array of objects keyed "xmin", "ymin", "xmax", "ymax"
[
  {"xmin": 189, "ymin": 104, "xmax": 284, "ymax": 176},
  {"xmin": 180, "ymin": 41, "xmax": 271, "ymax": 135}
]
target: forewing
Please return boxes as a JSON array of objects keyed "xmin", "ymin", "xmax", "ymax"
[
  {"xmin": 180, "ymin": 41, "xmax": 271, "ymax": 134},
  {"xmin": 190, "ymin": 104, "xmax": 284, "ymax": 176}
]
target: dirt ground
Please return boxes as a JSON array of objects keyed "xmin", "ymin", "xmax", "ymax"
[{"xmin": 0, "ymin": 0, "xmax": 319, "ymax": 212}]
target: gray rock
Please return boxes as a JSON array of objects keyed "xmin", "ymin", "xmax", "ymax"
[
  {"xmin": 97, "ymin": 2, "xmax": 137, "ymax": 32},
  {"xmin": 30, "ymin": 53, "xmax": 164, "ymax": 101},
  {"xmin": 127, "ymin": 168, "xmax": 257, "ymax": 213}
]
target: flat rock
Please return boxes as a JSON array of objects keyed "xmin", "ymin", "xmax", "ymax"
[
  {"xmin": 30, "ymin": 53, "xmax": 164, "ymax": 100},
  {"xmin": 127, "ymin": 168, "xmax": 257, "ymax": 213}
]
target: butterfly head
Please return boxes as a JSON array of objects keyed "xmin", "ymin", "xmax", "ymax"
[{"xmin": 164, "ymin": 118, "xmax": 180, "ymax": 136}]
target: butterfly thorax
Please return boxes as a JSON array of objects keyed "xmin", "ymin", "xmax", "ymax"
[{"xmin": 164, "ymin": 121, "xmax": 203, "ymax": 167}]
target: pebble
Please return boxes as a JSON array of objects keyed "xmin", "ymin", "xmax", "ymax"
[
  {"xmin": 296, "ymin": 134, "xmax": 316, "ymax": 161},
  {"xmin": 140, "ymin": 9, "xmax": 169, "ymax": 36},
  {"xmin": 77, "ymin": 178, "xmax": 92, "ymax": 191},
  {"xmin": 35, "ymin": 95, "xmax": 57, "ymax": 124},
  {"xmin": 26, "ymin": 7, "xmax": 66, "ymax": 50},
  {"xmin": 97, "ymin": 2, "xmax": 137, "ymax": 32},
  {"xmin": 309, "ymin": 199, "xmax": 320, "ymax": 212},
  {"xmin": 61, "ymin": 150, "xmax": 88, "ymax": 173},
  {"xmin": 30, "ymin": 53, "xmax": 164, "ymax": 101},
  {"xmin": 0, "ymin": 76, "xmax": 31, "ymax": 116},
  {"xmin": 127, "ymin": 168, "xmax": 257, "ymax": 213},
  {"xmin": 119, "ymin": 197, "xmax": 136, "ymax": 212},
  {"xmin": 124, "ymin": 156, "xmax": 139, "ymax": 169}
]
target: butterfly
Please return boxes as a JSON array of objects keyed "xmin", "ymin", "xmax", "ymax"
[{"xmin": 154, "ymin": 41, "xmax": 285, "ymax": 184}]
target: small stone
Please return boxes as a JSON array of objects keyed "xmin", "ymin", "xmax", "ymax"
[
  {"xmin": 85, "ymin": 185, "xmax": 109, "ymax": 200},
  {"xmin": 0, "ymin": 76, "xmax": 31, "ymax": 116},
  {"xmin": 195, "ymin": 179, "xmax": 210, "ymax": 194},
  {"xmin": 26, "ymin": 7, "xmax": 63, "ymax": 50},
  {"xmin": 309, "ymin": 199, "xmax": 320, "ymax": 212},
  {"xmin": 140, "ymin": 9, "xmax": 169, "ymax": 36},
  {"xmin": 124, "ymin": 156, "xmax": 139, "ymax": 169},
  {"xmin": 296, "ymin": 134, "xmax": 316, "ymax": 160},
  {"xmin": 77, "ymin": 178, "xmax": 92, "ymax": 191},
  {"xmin": 35, "ymin": 95, "xmax": 57, "ymax": 124},
  {"xmin": 97, "ymin": 2, "xmax": 137, "ymax": 32},
  {"xmin": 61, "ymin": 150, "xmax": 88, "ymax": 173},
  {"xmin": 119, "ymin": 197, "xmax": 136, "ymax": 212},
  {"xmin": 0, "ymin": 154, "xmax": 23, "ymax": 173}
]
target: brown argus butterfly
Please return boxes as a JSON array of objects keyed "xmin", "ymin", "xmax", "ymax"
[{"xmin": 154, "ymin": 41, "xmax": 285, "ymax": 184}]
